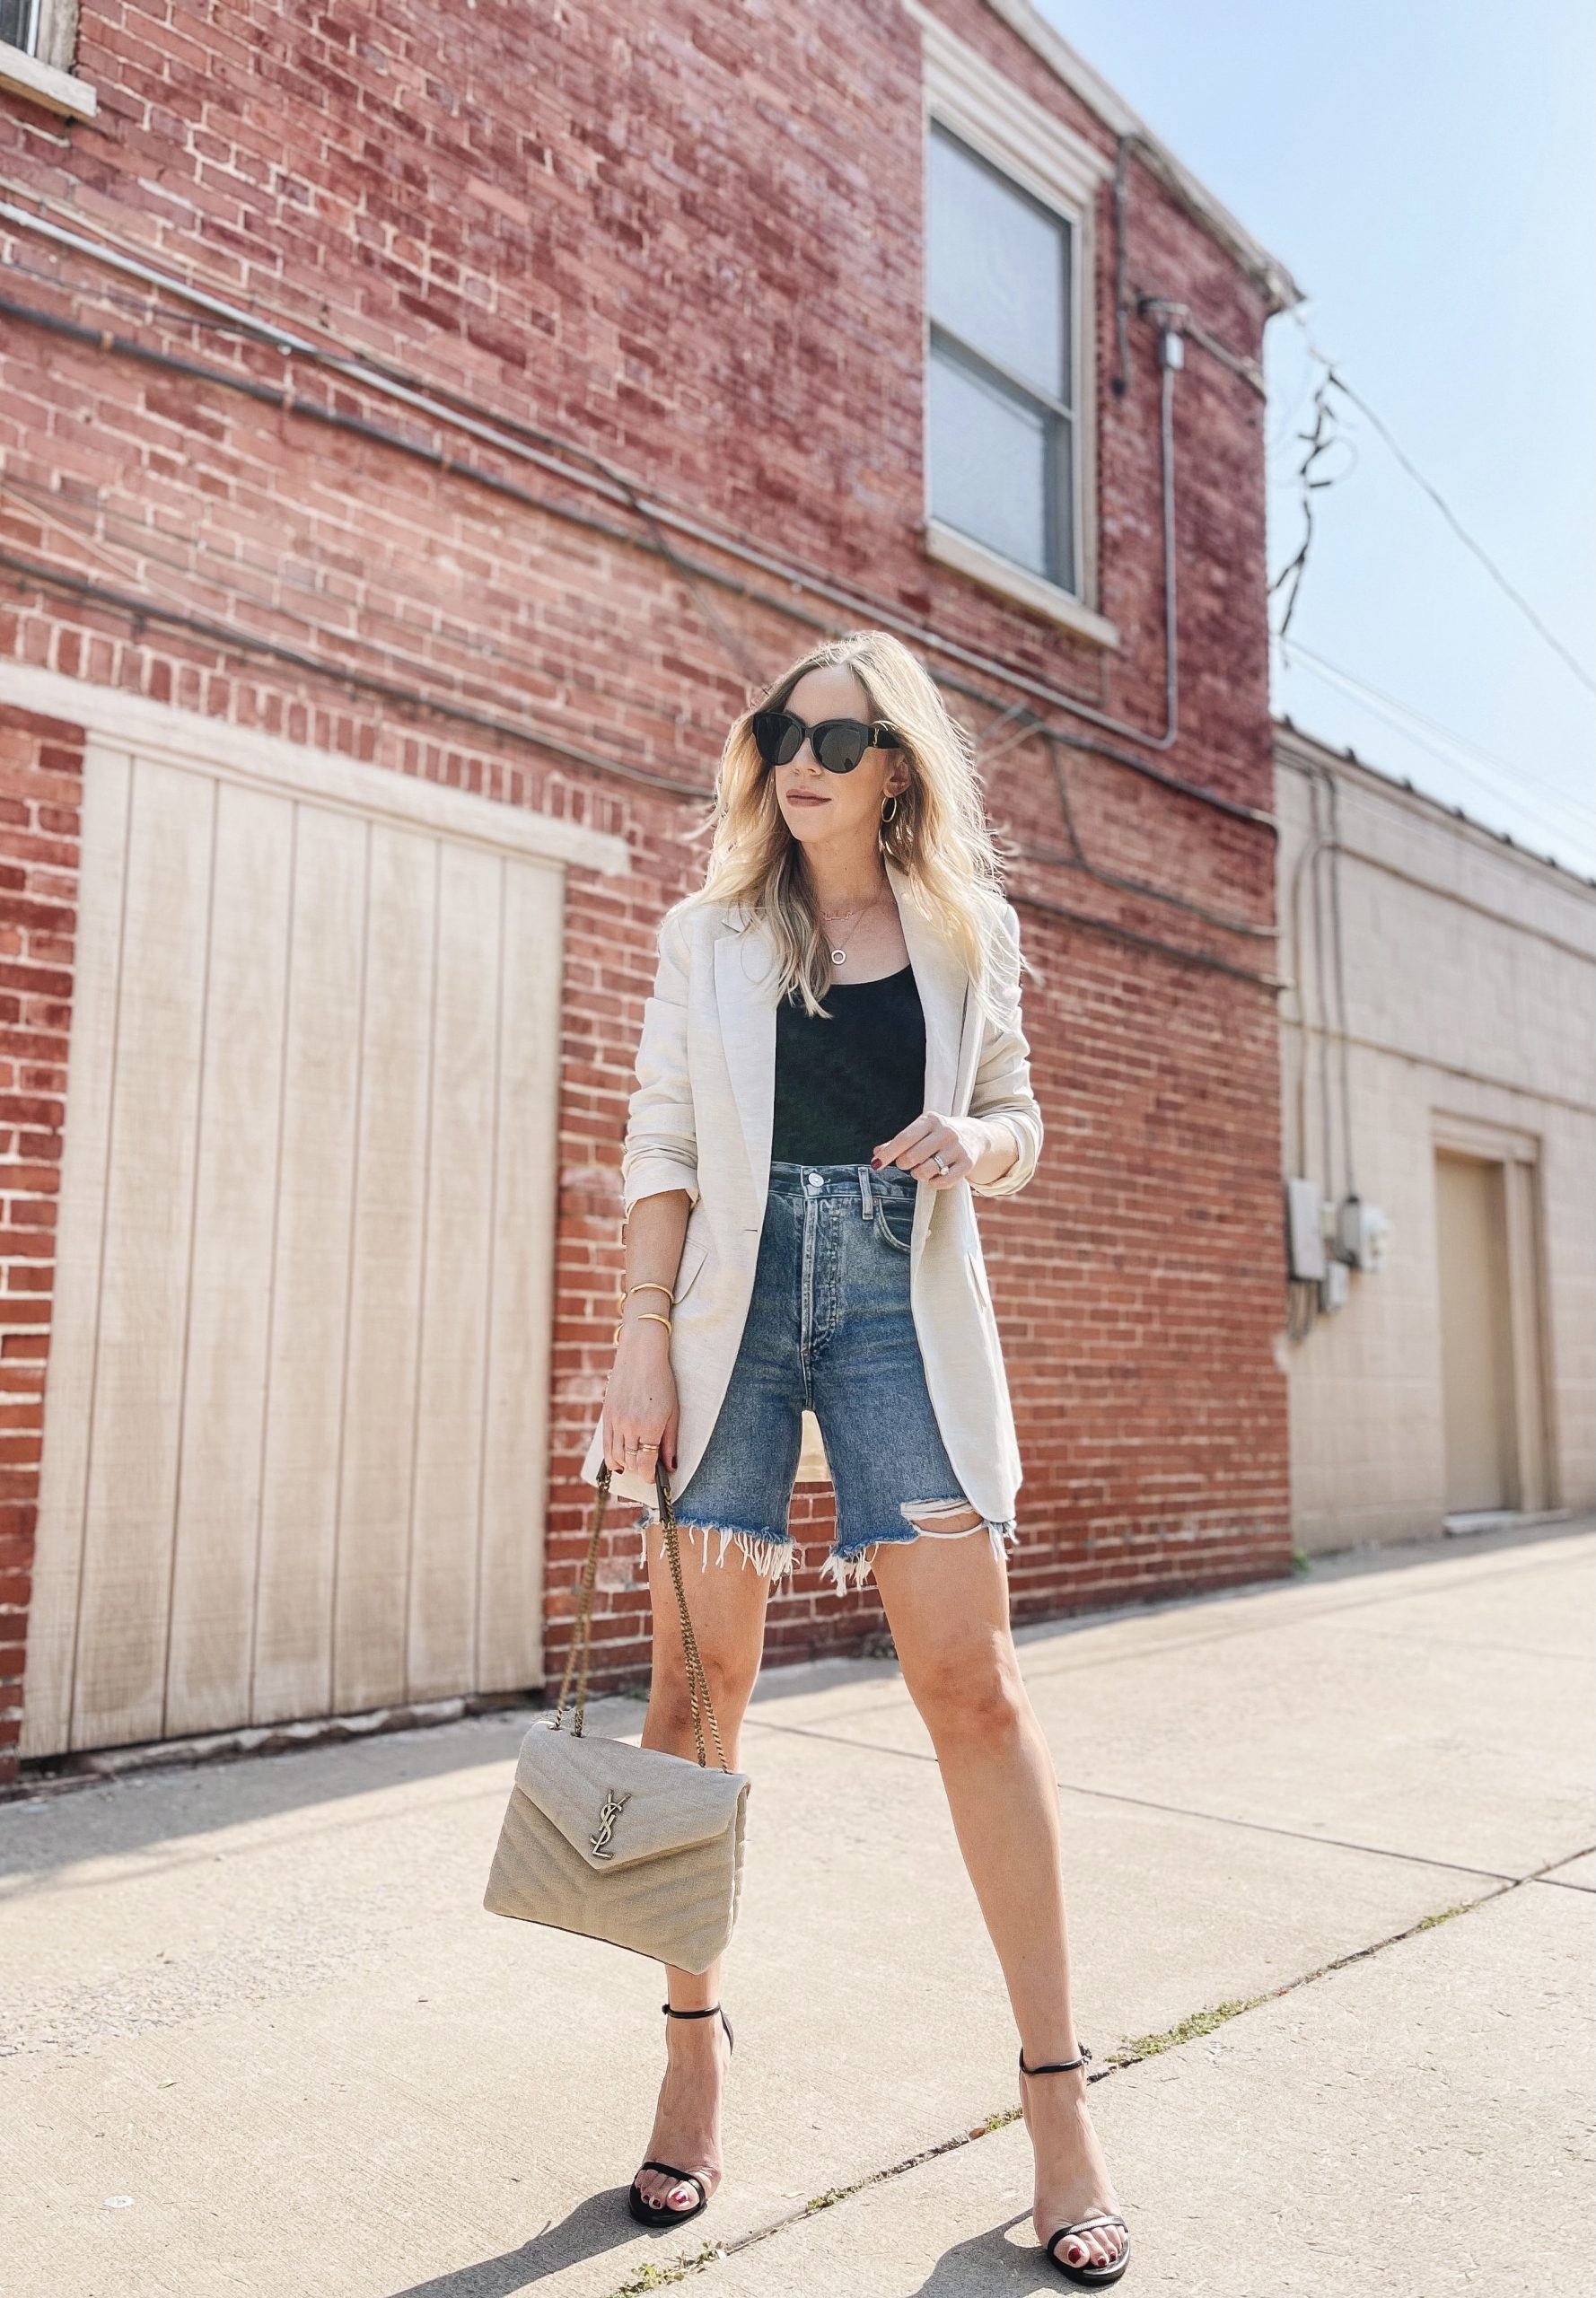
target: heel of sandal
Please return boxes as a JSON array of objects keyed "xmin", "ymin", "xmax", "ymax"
[
  {"xmin": 627, "ymin": 2002, "xmax": 733, "ymax": 2232},
  {"xmin": 1018, "ymin": 2041, "xmax": 1131, "ymax": 2287}
]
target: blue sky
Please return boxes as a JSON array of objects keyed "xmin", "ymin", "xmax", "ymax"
[{"xmin": 1036, "ymin": 0, "xmax": 1596, "ymax": 879}]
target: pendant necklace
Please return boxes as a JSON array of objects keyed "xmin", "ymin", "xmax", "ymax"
[{"xmin": 820, "ymin": 886, "xmax": 886, "ymax": 967}]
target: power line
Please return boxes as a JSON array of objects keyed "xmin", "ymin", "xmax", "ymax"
[
  {"xmin": 1268, "ymin": 320, "xmax": 1593, "ymax": 864},
  {"xmin": 1276, "ymin": 640, "xmax": 1595, "ymax": 860},
  {"xmin": 1279, "ymin": 653, "xmax": 1591, "ymax": 853},
  {"xmin": 1278, "ymin": 637, "xmax": 1595, "ymax": 826},
  {"xmin": 1268, "ymin": 362, "xmax": 1345, "ymax": 643},
  {"xmin": 1285, "ymin": 313, "xmax": 1596, "ymax": 700},
  {"xmin": 1333, "ymin": 370, "xmax": 1595, "ymax": 702}
]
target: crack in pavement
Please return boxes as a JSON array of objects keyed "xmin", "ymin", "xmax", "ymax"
[
  {"xmin": 739, "ymin": 1713, "xmax": 1568, "ymax": 1886},
  {"xmin": 1536, "ymin": 1866, "xmax": 1596, "ymax": 1892},
  {"xmin": 595, "ymin": 1857, "xmax": 1570, "ymax": 2298},
  {"xmin": 748, "ymin": 1539, "xmax": 1596, "ymax": 1736}
]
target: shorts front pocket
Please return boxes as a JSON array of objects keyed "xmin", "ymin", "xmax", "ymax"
[{"xmin": 873, "ymin": 1199, "xmax": 914, "ymax": 1254}]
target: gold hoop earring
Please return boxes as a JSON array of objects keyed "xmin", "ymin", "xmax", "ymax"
[{"xmin": 881, "ymin": 794, "xmax": 899, "ymax": 825}]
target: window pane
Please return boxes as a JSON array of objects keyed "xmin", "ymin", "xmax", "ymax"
[
  {"xmin": 0, "ymin": 0, "xmax": 39, "ymax": 51},
  {"xmin": 927, "ymin": 123, "xmax": 1070, "ymax": 405},
  {"xmin": 931, "ymin": 342, "xmax": 1074, "ymax": 586}
]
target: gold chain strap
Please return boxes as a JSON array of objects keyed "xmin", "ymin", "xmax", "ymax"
[{"xmin": 548, "ymin": 1459, "xmax": 730, "ymax": 1772}]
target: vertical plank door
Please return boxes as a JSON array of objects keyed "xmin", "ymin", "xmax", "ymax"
[{"xmin": 21, "ymin": 743, "xmax": 563, "ymax": 1757}]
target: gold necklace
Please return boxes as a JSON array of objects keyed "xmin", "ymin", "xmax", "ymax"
[{"xmin": 818, "ymin": 886, "xmax": 887, "ymax": 966}]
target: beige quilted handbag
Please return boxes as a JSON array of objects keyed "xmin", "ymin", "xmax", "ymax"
[{"xmin": 483, "ymin": 1459, "xmax": 751, "ymax": 1973}]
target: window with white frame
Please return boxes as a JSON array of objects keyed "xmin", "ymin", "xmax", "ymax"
[
  {"xmin": 0, "ymin": 0, "xmax": 42, "ymax": 51},
  {"xmin": 0, "ymin": 0, "xmax": 90, "ymax": 110},
  {"xmin": 0, "ymin": 0, "xmax": 92, "ymax": 113},
  {"xmin": 926, "ymin": 118, "xmax": 1081, "ymax": 598},
  {"xmin": 910, "ymin": 2, "xmax": 1111, "ymax": 644}
]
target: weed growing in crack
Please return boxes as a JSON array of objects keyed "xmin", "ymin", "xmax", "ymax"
[
  {"xmin": 805, "ymin": 2186, "xmax": 855, "ymax": 2212},
  {"xmin": 1120, "ymin": 1997, "xmax": 1261, "ymax": 2057},
  {"xmin": 607, "ymin": 2241, "xmax": 725, "ymax": 2295}
]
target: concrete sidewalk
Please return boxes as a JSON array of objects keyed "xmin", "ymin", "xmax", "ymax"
[{"xmin": 4, "ymin": 1522, "xmax": 1592, "ymax": 2298}]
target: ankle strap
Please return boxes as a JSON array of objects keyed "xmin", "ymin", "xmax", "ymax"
[
  {"xmin": 1018, "ymin": 2042, "xmax": 1092, "ymax": 2074},
  {"xmin": 662, "ymin": 2001, "xmax": 723, "ymax": 2020}
]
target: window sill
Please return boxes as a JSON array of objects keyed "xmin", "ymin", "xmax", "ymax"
[
  {"xmin": 0, "ymin": 42, "xmax": 97, "ymax": 119},
  {"xmin": 924, "ymin": 518, "xmax": 1118, "ymax": 651}
]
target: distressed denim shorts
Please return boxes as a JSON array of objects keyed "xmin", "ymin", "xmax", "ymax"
[{"xmin": 636, "ymin": 1160, "xmax": 1019, "ymax": 1597}]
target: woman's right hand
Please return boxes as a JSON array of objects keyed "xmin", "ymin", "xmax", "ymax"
[{"xmin": 602, "ymin": 1329, "xmax": 680, "ymax": 1478}]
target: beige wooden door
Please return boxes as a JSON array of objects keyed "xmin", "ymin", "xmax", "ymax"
[
  {"xmin": 1434, "ymin": 1150, "xmax": 1516, "ymax": 1513},
  {"xmin": 21, "ymin": 744, "xmax": 563, "ymax": 1757}
]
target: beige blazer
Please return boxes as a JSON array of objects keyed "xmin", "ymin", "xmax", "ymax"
[{"xmin": 579, "ymin": 858, "xmax": 1044, "ymax": 1526}]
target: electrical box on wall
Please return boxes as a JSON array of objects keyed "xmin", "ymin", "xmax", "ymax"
[
  {"xmin": 1285, "ymin": 1178, "xmax": 1327, "ymax": 1280},
  {"xmin": 1365, "ymin": 1206, "xmax": 1390, "ymax": 1271},
  {"xmin": 1319, "ymin": 1260, "xmax": 1350, "ymax": 1312},
  {"xmin": 1337, "ymin": 1196, "xmax": 1390, "ymax": 1272}
]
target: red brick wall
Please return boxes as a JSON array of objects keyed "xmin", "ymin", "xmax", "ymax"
[
  {"xmin": 0, "ymin": 706, "xmax": 83, "ymax": 1772},
  {"xmin": 0, "ymin": 0, "xmax": 1289, "ymax": 1775}
]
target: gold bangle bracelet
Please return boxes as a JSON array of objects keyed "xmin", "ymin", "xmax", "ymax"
[
  {"xmin": 615, "ymin": 1280, "xmax": 674, "ymax": 1308},
  {"xmin": 612, "ymin": 1311, "xmax": 672, "ymax": 1344}
]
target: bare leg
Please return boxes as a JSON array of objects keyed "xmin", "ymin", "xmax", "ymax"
[
  {"xmin": 871, "ymin": 1522, "xmax": 1127, "ymax": 2274},
  {"xmin": 631, "ymin": 1522, "xmax": 771, "ymax": 2217}
]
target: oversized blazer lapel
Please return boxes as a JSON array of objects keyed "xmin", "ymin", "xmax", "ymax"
[
  {"xmin": 711, "ymin": 858, "xmax": 972, "ymax": 1236},
  {"xmin": 713, "ymin": 916, "xmax": 779, "ymax": 1224}
]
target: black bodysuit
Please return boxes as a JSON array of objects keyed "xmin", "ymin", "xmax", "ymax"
[{"xmin": 769, "ymin": 963, "xmax": 927, "ymax": 1165}]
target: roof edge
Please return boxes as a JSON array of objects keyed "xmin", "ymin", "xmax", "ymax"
[
  {"xmin": 962, "ymin": 0, "xmax": 1305, "ymax": 312},
  {"xmin": 1274, "ymin": 716, "xmax": 1596, "ymax": 896}
]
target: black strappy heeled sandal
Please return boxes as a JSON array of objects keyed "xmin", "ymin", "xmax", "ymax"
[
  {"xmin": 1018, "ymin": 2042, "xmax": 1131, "ymax": 2288},
  {"xmin": 627, "ymin": 2001, "xmax": 736, "ymax": 2230}
]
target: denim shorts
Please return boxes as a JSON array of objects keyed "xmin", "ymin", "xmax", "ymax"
[{"xmin": 636, "ymin": 1160, "xmax": 1019, "ymax": 1597}]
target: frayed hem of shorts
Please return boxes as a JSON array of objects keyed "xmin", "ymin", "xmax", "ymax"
[
  {"xmin": 821, "ymin": 1515, "xmax": 1020, "ymax": 1598},
  {"xmin": 633, "ymin": 1508, "xmax": 798, "ymax": 1584}
]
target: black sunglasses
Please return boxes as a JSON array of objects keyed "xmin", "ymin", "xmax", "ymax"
[{"xmin": 751, "ymin": 708, "xmax": 903, "ymax": 776}]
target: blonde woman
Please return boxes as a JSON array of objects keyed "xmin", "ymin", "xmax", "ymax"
[{"xmin": 583, "ymin": 631, "xmax": 1130, "ymax": 2286}]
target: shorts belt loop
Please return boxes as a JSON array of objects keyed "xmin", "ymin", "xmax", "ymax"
[{"xmin": 858, "ymin": 1165, "xmax": 871, "ymax": 1219}]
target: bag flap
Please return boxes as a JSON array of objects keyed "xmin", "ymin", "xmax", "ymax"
[{"xmin": 514, "ymin": 1722, "xmax": 747, "ymax": 1872}]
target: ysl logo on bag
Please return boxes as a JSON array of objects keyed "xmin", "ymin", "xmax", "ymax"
[{"xmin": 590, "ymin": 1786, "xmax": 632, "ymax": 1859}]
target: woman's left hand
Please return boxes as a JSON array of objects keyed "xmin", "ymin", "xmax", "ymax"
[{"xmin": 872, "ymin": 1112, "xmax": 1006, "ymax": 1189}]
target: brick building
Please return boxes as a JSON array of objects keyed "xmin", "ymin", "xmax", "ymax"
[{"xmin": 0, "ymin": 0, "xmax": 1301, "ymax": 1784}]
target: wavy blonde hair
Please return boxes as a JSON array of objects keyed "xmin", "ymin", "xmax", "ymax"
[{"xmin": 681, "ymin": 630, "xmax": 1020, "ymax": 1025}]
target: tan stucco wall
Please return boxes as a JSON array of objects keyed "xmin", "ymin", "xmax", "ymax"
[{"xmin": 1275, "ymin": 726, "xmax": 1596, "ymax": 1549}]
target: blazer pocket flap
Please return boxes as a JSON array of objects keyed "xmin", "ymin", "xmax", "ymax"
[{"xmin": 514, "ymin": 1723, "xmax": 747, "ymax": 1870}]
